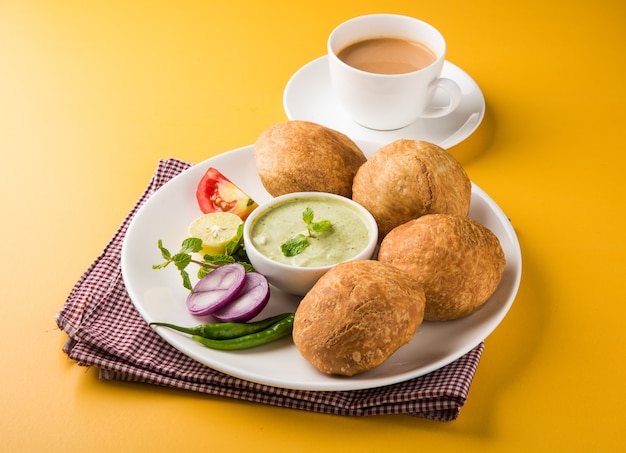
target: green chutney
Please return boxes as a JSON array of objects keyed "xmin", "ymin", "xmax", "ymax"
[{"xmin": 250, "ymin": 197, "xmax": 370, "ymax": 267}]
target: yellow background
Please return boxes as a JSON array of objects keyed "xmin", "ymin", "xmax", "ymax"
[{"xmin": 2, "ymin": 0, "xmax": 625, "ymax": 451}]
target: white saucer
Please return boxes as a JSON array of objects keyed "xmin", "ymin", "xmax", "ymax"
[{"xmin": 283, "ymin": 56, "xmax": 485, "ymax": 149}]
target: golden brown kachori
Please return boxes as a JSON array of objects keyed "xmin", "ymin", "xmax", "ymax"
[
  {"xmin": 377, "ymin": 214, "xmax": 505, "ymax": 321},
  {"xmin": 293, "ymin": 260, "xmax": 425, "ymax": 376},
  {"xmin": 352, "ymin": 139, "xmax": 471, "ymax": 241},
  {"xmin": 254, "ymin": 120, "xmax": 367, "ymax": 197}
]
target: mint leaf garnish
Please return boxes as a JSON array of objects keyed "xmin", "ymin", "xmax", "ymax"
[
  {"xmin": 180, "ymin": 237, "xmax": 203, "ymax": 254},
  {"xmin": 281, "ymin": 208, "xmax": 333, "ymax": 257},
  {"xmin": 308, "ymin": 219, "xmax": 332, "ymax": 237},
  {"xmin": 302, "ymin": 207, "xmax": 314, "ymax": 225},
  {"xmin": 281, "ymin": 234, "xmax": 310, "ymax": 257}
]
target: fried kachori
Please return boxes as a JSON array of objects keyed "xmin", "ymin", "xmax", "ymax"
[
  {"xmin": 377, "ymin": 214, "xmax": 506, "ymax": 321},
  {"xmin": 254, "ymin": 120, "xmax": 367, "ymax": 197},
  {"xmin": 293, "ymin": 260, "xmax": 425, "ymax": 376},
  {"xmin": 352, "ymin": 139, "xmax": 471, "ymax": 241}
]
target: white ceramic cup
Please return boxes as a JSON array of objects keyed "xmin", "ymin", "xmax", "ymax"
[{"xmin": 328, "ymin": 14, "xmax": 462, "ymax": 131}]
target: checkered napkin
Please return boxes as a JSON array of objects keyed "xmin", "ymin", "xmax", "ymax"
[{"xmin": 56, "ymin": 158, "xmax": 484, "ymax": 422}]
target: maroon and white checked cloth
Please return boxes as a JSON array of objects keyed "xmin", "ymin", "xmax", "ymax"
[{"xmin": 56, "ymin": 158, "xmax": 484, "ymax": 422}]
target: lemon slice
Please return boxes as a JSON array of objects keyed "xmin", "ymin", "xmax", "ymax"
[{"xmin": 188, "ymin": 212, "xmax": 244, "ymax": 256}]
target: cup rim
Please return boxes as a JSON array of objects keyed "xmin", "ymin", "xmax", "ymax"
[{"xmin": 327, "ymin": 13, "xmax": 447, "ymax": 77}]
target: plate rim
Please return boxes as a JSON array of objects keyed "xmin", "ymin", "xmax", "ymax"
[{"xmin": 121, "ymin": 143, "xmax": 522, "ymax": 391}]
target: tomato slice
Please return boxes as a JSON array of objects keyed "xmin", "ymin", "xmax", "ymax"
[{"xmin": 196, "ymin": 168, "xmax": 258, "ymax": 220}]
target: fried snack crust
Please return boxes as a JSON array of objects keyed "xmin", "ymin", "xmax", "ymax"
[
  {"xmin": 352, "ymin": 139, "xmax": 471, "ymax": 241},
  {"xmin": 378, "ymin": 214, "xmax": 506, "ymax": 321},
  {"xmin": 293, "ymin": 260, "xmax": 425, "ymax": 376},
  {"xmin": 254, "ymin": 120, "xmax": 367, "ymax": 197}
]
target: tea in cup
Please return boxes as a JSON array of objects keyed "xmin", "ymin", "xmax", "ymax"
[{"xmin": 328, "ymin": 14, "xmax": 462, "ymax": 130}]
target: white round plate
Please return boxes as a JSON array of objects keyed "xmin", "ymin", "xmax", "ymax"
[
  {"xmin": 121, "ymin": 142, "xmax": 521, "ymax": 391},
  {"xmin": 283, "ymin": 56, "xmax": 485, "ymax": 149}
]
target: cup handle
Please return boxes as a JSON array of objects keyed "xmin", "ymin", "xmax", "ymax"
[{"xmin": 421, "ymin": 77, "xmax": 462, "ymax": 118}]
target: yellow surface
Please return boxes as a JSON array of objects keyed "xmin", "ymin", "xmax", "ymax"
[{"xmin": 1, "ymin": 1, "xmax": 625, "ymax": 451}]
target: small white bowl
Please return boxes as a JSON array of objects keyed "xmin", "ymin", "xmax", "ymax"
[{"xmin": 243, "ymin": 192, "xmax": 378, "ymax": 296}]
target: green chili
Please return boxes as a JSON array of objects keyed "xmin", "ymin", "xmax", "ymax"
[
  {"xmin": 191, "ymin": 313, "xmax": 295, "ymax": 350},
  {"xmin": 149, "ymin": 313, "xmax": 293, "ymax": 340}
]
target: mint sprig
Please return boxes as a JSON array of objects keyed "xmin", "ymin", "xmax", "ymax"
[
  {"xmin": 153, "ymin": 224, "xmax": 254, "ymax": 291},
  {"xmin": 280, "ymin": 208, "xmax": 333, "ymax": 257}
]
